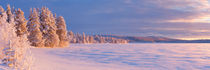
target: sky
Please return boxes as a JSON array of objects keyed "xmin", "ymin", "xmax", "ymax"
[{"xmin": 1, "ymin": 0, "xmax": 210, "ymax": 40}]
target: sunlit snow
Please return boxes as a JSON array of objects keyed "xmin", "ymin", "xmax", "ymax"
[{"xmin": 29, "ymin": 43, "xmax": 210, "ymax": 70}]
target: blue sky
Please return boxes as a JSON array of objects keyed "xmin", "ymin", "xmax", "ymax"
[{"xmin": 1, "ymin": 0, "xmax": 210, "ymax": 40}]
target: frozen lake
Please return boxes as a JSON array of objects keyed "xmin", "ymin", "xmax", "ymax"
[{"xmin": 32, "ymin": 43, "xmax": 210, "ymax": 70}]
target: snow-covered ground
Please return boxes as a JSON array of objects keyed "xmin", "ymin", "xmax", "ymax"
[
  {"xmin": 2, "ymin": 43, "xmax": 210, "ymax": 70},
  {"xmin": 31, "ymin": 43, "xmax": 210, "ymax": 70}
]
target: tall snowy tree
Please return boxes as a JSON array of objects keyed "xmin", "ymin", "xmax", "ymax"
[
  {"xmin": 68, "ymin": 31, "xmax": 74, "ymax": 36},
  {"xmin": 89, "ymin": 36, "xmax": 95, "ymax": 43},
  {"xmin": 82, "ymin": 32, "xmax": 87, "ymax": 43},
  {"xmin": 0, "ymin": 6, "xmax": 4, "ymax": 13},
  {"xmin": 6, "ymin": 4, "xmax": 14, "ymax": 23},
  {"xmin": 56, "ymin": 16, "xmax": 69, "ymax": 47},
  {"xmin": 15, "ymin": 8, "xmax": 28, "ymax": 36},
  {"xmin": 40, "ymin": 7, "xmax": 60, "ymax": 47},
  {"xmin": 75, "ymin": 33, "xmax": 82, "ymax": 43},
  {"xmin": 27, "ymin": 8, "xmax": 44, "ymax": 47},
  {"xmin": 68, "ymin": 31, "xmax": 76, "ymax": 43},
  {"xmin": 86, "ymin": 35, "xmax": 90, "ymax": 44}
]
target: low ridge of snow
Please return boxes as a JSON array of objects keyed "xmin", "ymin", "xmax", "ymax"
[{"xmin": 30, "ymin": 43, "xmax": 210, "ymax": 70}]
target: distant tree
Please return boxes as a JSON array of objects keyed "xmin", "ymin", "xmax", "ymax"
[
  {"xmin": 76, "ymin": 33, "xmax": 82, "ymax": 43},
  {"xmin": 14, "ymin": 8, "xmax": 28, "ymax": 36},
  {"xmin": 27, "ymin": 8, "xmax": 44, "ymax": 47},
  {"xmin": 99, "ymin": 36, "xmax": 105, "ymax": 43},
  {"xmin": 94, "ymin": 35, "xmax": 100, "ymax": 43},
  {"xmin": 56, "ymin": 16, "xmax": 69, "ymax": 47},
  {"xmin": 68, "ymin": 31, "xmax": 76, "ymax": 43},
  {"xmin": 68, "ymin": 31, "xmax": 74, "ymax": 38},
  {"xmin": 82, "ymin": 32, "xmax": 87, "ymax": 43},
  {"xmin": 86, "ymin": 35, "xmax": 90, "ymax": 44},
  {"xmin": 89, "ymin": 36, "xmax": 95, "ymax": 43},
  {"xmin": 67, "ymin": 32, "xmax": 129, "ymax": 44}
]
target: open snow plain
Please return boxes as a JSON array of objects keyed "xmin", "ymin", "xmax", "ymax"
[{"xmin": 31, "ymin": 43, "xmax": 210, "ymax": 70}]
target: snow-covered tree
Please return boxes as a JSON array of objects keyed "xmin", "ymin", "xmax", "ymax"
[
  {"xmin": 0, "ymin": 6, "xmax": 4, "ymax": 13},
  {"xmin": 40, "ymin": 7, "xmax": 60, "ymax": 47},
  {"xmin": 89, "ymin": 36, "xmax": 95, "ymax": 43},
  {"xmin": 86, "ymin": 35, "xmax": 90, "ymax": 43},
  {"xmin": 56, "ymin": 16, "xmax": 69, "ymax": 47},
  {"xmin": 27, "ymin": 8, "xmax": 44, "ymax": 47},
  {"xmin": 76, "ymin": 33, "xmax": 82, "ymax": 43},
  {"xmin": 0, "ymin": 11, "xmax": 33, "ymax": 70},
  {"xmin": 15, "ymin": 8, "xmax": 28, "ymax": 36},
  {"xmin": 6, "ymin": 4, "xmax": 14, "ymax": 23},
  {"xmin": 82, "ymin": 32, "xmax": 87, "ymax": 43},
  {"xmin": 100, "ymin": 36, "xmax": 105, "ymax": 43},
  {"xmin": 67, "ymin": 31, "xmax": 75, "ymax": 43}
]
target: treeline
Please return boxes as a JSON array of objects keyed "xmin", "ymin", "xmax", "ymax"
[
  {"xmin": 68, "ymin": 31, "xmax": 128, "ymax": 44},
  {"xmin": 0, "ymin": 5, "xmax": 128, "ymax": 69},
  {"xmin": 0, "ymin": 5, "xmax": 33, "ymax": 69},
  {"xmin": 0, "ymin": 5, "xmax": 128, "ymax": 48},
  {"xmin": 0, "ymin": 5, "xmax": 69, "ymax": 48}
]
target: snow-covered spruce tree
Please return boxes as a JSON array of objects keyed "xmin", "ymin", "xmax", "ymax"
[
  {"xmin": 40, "ymin": 7, "xmax": 60, "ymax": 47},
  {"xmin": 56, "ymin": 16, "xmax": 69, "ymax": 47},
  {"xmin": 95, "ymin": 35, "xmax": 105, "ymax": 43},
  {"xmin": 82, "ymin": 32, "xmax": 87, "ymax": 43},
  {"xmin": 89, "ymin": 36, "xmax": 95, "ymax": 43},
  {"xmin": 0, "ymin": 7, "xmax": 3, "ymax": 60},
  {"xmin": 0, "ymin": 6, "xmax": 4, "ymax": 14},
  {"xmin": 68, "ymin": 31, "xmax": 75, "ymax": 43},
  {"xmin": 0, "ymin": 10, "xmax": 33, "ymax": 70},
  {"xmin": 75, "ymin": 33, "xmax": 82, "ymax": 43},
  {"xmin": 0, "ymin": 6, "xmax": 3, "ymax": 24},
  {"xmin": 94, "ymin": 35, "xmax": 99, "ymax": 43},
  {"xmin": 27, "ymin": 8, "xmax": 44, "ymax": 47},
  {"xmin": 15, "ymin": 8, "xmax": 28, "ymax": 36},
  {"xmin": 86, "ymin": 35, "xmax": 90, "ymax": 44},
  {"xmin": 6, "ymin": 5, "xmax": 14, "ymax": 24}
]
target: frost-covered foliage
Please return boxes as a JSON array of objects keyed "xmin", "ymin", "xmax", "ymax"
[
  {"xmin": 15, "ymin": 8, "xmax": 28, "ymax": 36},
  {"xmin": 27, "ymin": 7, "xmax": 69, "ymax": 48},
  {"xmin": 27, "ymin": 8, "xmax": 44, "ymax": 47},
  {"xmin": 2, "ymin": 4, "xmax": 126, "ymax": 48},
  {"xmin": 0, "ymin": 8, "xmax": 33, "ymax": 70},
  {"xmin": 0, "ymin": 6, "xmax": 4, "ymax": 14},
  {"xmin": 40, "ymin": 7, "xmax": 60, "ymax": 47},
  {"xmin": 68, "ymin": 31, "xmax": 128, "ymax": 44},
  {"xmin": 6, "ymin": 5, "xmax": 13, "ymax": 24},
  {"xmin": 56, "ymin": 16, "xmax": 69, "ymax": 47}
]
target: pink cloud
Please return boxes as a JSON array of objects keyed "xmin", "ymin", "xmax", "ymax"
[{"xmin": 148, "ymin": 0, "xmax": 210, "ymax": 11}]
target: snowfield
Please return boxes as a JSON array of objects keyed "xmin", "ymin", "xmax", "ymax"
[
  {"xmin": 2, "ymin": 43, "xmax": 210, "ymax": 70},
  {"xmin": 31, "ymin": 43, "xmax": 210, "ymax": 70}
]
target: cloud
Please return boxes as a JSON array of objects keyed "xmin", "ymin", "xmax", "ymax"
[
  {"xmin": 124, "ymin": 0, "xmax": 133, "ymax": 4},
  {"xmin": 81, "ymin": 0, "xmax": 210, "ymax": 39},
  {"xmin": 148, "ymin": 0, "xmax": 210, "ymax": 11},
  {"xmin": 145, "ymin": 0, "xmax": 210, "ymax": 23},
  {"xmin": 89, "ymin": 0, "xmax": 210, "ymax": 23}
]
